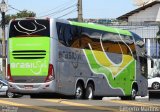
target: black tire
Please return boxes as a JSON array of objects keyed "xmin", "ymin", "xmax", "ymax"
[
  {"xmin": 85, "ymin": 83, "xmax": 94, "ymax": 99},
  {"xmin": 75, "ymin": 83, "xmax": 84, "ymax": 99},
  {"xmin": 152, "ymin": 82, "xmax": 160, "ymax": 90},
  {"xmin": 6, "ymin": 91, "xmax": 15, "ymax": 98}
]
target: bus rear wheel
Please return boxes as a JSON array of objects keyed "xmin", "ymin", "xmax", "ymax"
[
  {"xmin": 85, "ymin": 83, "xmax": 94, "ymax": 99},
  {"xmin": 75, "ymin": 83, "xmax": 84, "ymax": 99}
]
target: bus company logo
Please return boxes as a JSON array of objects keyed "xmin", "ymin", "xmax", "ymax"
[
  {"xmin": 59, "ymin": 50, "xmax": 81, "ymax": 61},
  {"xmin": 59, "ymin": 50, "xmax": 81, "ymax": 68},
  {"xmin": 11, "ymin": 61, "xmax": 47, "ymax": 69}
]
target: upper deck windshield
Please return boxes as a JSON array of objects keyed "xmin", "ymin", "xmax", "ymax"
[{"xmin": 9, "ymin": 19, "xmax": 50, "ymax": 38}]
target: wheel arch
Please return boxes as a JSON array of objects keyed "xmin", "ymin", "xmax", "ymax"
[
  {"xmin": 132, "ymin": 82, "xmax": 138, "ymax": 92},
  {"xmin": 152, "ymin": 81, "xmax": 160, "ymax": 85},
  {"xmin": 75, "ymin": 79, "xmax": 85, "ymax": 90},
  {"xmin": 86, "ymin": 79, "xmax": 95, "ymax": 91}
]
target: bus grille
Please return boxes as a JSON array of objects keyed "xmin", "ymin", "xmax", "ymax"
[{"xmin": 12, "ymin": 50, "xmax": 46, "ymax": 59}]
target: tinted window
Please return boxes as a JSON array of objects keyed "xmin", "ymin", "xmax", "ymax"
[
  {"xmin": 9, "ymin": 19, "xmax": 50, "ymax": 37},
  {"xmin": 56, "ymin": 22, "xmax": 82, "ymax": 47},
  {"xmin": 56, "ymin": 22, "xmax": 135, "ymax": 56},
  {"xmin": 56, "ymin": 22, "xmax": 137, "ymax": 64},
  {"xmin": 0, "ymin": 80, "xmax": 7, "ymax": 86}
]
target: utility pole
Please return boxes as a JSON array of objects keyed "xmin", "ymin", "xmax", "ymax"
[
  {"xmin": 78, "ymin": 0, "xmax": 83, "ymax": 22},
  {"xmin": 0, "ymin": 0, "xmax": 7, "ymax": 78}
]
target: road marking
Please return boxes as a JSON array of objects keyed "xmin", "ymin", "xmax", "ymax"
[
  {"xmin": 108, "ymin": 100, "xmax": 160, "ymax": 107},
  {"xmin": 0, "ymin": 99, "xmax": 66, "ymax": 112},
  {"xmin": 40, "ymin": 99, "xmax": 120, "ymax": 112}
]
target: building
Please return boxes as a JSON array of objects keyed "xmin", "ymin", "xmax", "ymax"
[
  {"xmin": 118, "ymin": 0, "xmax": 160, "ymax": 22},
  {"xmin": 115, "ymin": 0, "xmax": 160, "ymax": 77}
]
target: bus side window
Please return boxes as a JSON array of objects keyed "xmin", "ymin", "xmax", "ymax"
[
  {"xmin": 79, "ymin": 28, "xmax": 103, "ymax": 50},
  {"xmin": 57, "ymin": 23, "xmax": 77, "ymax": 47},
  {"xmin": 56, "ymin": 22, "xmax": 66, "ymax": 46}
]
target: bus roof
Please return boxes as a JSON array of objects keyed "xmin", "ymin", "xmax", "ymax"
[
  {"xmin": 69, "ymin": 21, "xmax": 131, "ymax": 36},
  {"xmin": 10, "ymin": 18, "xmax": 131, "ymax": 36}
]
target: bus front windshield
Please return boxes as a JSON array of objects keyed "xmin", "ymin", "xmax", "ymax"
[{"xmin": 9, "ymin": 19, "xmax": 50, "ymax": 38}]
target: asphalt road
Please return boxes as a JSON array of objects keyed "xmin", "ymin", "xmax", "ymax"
[{"xmin": 0, "ymin": 96, "xmax": 160, "ymax": 112}]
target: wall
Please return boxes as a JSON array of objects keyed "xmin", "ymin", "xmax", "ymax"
[{"xmin": 128, "ymin": 4, "xmax": 160, "ymax": 22}]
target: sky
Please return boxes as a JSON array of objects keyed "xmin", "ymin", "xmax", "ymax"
[{"xmin": 6, "ymin": 0, "xmax": 136, "ymax": 19}]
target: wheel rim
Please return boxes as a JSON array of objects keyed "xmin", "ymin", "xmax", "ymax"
[
  {"xmin": 7, "ymin": 92, "xmax": 14, "ymax": 98},
  {"xmin": 153, "ymin": 83, "xmax": 159, "ymax": 89},
  {"xmin": 88, "ymin": 87, "xmax": 93, "ymax": 99},
  {"xmin": 76, "ymin": 86, "xmax": 82, "ymax": 99}
]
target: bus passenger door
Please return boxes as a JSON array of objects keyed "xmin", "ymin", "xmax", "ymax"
[{"xmin": 138, "ymin": 56, "xmax": 148, "ymax": 95}]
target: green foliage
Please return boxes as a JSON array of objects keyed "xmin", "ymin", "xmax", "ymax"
[{"xmin": 5, "ymin": 10, "xmax": 36, "ymax": 24}]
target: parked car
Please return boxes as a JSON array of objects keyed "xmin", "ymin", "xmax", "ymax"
[
  {"xmin": 148, "ymin": 75, "xmax": 160, "ymax": 90},
  {"xmin": 0, "ymin": 78, "xmax": 17, "ymax": 98}
]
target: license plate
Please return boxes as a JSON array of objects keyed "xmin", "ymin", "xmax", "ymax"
[{"xmin": 24, "ymin": 85, "xmax": 33, "ymax": 89}]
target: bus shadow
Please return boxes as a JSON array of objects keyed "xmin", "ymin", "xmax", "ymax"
[
  {"xmin": 30, "ymin": 93, "xmax": 74, "ymax": 99},
  {"xmin": 149, "ymin": 91, "xmax": 160, "ymax": 100}
]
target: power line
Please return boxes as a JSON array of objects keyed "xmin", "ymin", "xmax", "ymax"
[
  {"xmin": 51, "ymin": 4, "xmax": 76, "ymax": 17},
  {"xmin": 56, "ymin": 8, "xmax": 77, "ymax": 19},
  {"xmin": 39, "ymin": 3, "xmax": 76, "ymax": 18},
  {"xmin": 7, "ymin": 0, "xmax": 78, "ymax": 19},
  {"xmin": 38, "ymin": 0, "xmax": 75, "ymax": 16},
  {"xmin": 8, "ymin": 5, "xmax": 22, "ymax": 12}
]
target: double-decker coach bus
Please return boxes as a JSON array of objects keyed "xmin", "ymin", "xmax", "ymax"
[{"xmin": 7, "ymin": 18, "xmax": 148, "ymax": 100}]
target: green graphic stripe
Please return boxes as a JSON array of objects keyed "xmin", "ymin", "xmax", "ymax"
[
  {"xmin": 69, "ymin": 21, "xmax": 131, "ymax": 36},
  {"xmin": 84, "ymin": 49, "xmax": 135, "ymax": 95}
]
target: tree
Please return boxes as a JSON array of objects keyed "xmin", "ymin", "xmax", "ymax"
[
  {"xmin": 4, "ymin": 10, "xmax": 36, "ymax": 24},
  {"xmin": 16, "ymin": 10, "xmax": 36, "ymax": 18}
]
